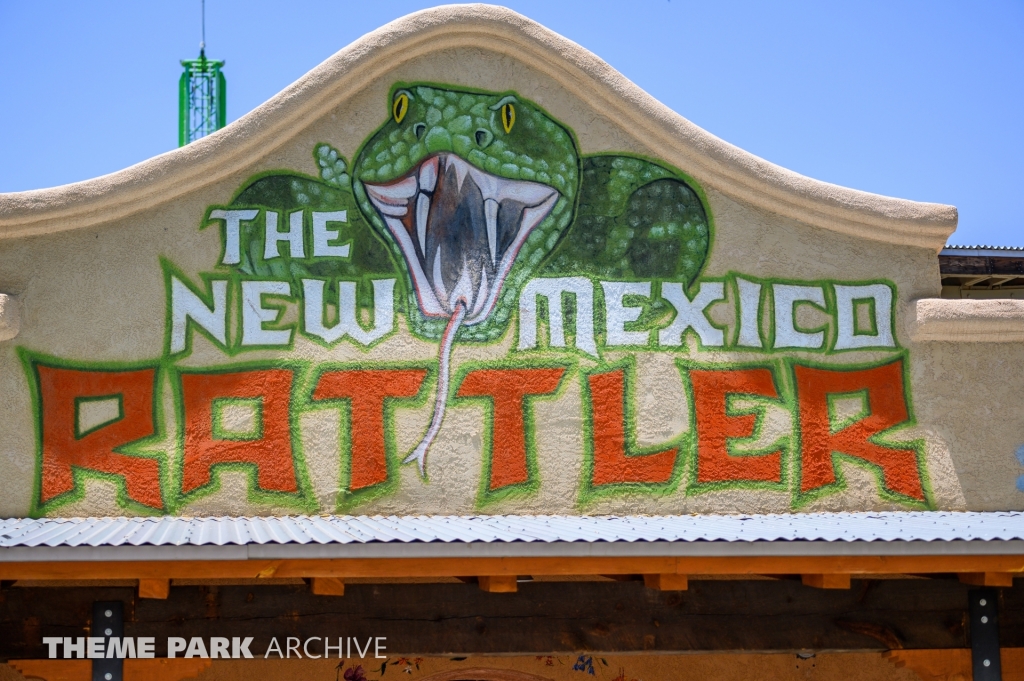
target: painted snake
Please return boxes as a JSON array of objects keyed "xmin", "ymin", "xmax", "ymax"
[{"xmin": 229, "ymin": 83, "xmax": 710, "ymax": 476}]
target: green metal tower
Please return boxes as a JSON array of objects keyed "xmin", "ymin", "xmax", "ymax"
[{"xmin": 178, "ymin": 1, "xmax": 226, "ymax": 146}]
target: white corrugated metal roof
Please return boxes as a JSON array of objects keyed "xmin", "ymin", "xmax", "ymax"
[
  {"xmin": 1, "ymin": 512, "xmax": 1023, "ymax": 549},
  {"xmin": 942, "ymin": 245, "xmax": 1024, "ymax": 255}
]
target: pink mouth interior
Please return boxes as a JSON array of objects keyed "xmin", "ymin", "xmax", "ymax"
[{"xmin": 364, "ymin": 153, "xmax": 559, "ymax": 326}]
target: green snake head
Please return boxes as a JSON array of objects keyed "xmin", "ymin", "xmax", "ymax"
[{"xmin": 353, "ymin": 84, "xmax": 581, "ymax": 341}]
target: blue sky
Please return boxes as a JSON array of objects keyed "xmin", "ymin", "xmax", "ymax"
[{"xmin": 1, "ymin": 1, "xmax": 1021, "ymax": 246}]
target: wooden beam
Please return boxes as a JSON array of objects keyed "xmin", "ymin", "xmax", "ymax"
[
  {"xmin": 8, "ymin": 658, "xmax": 211, "ymax": 681},
  {"xmin": 884, "ymin": 648, "xmax": 1024, "ymax": 681},
  {"xmin": 802, "ymin": 574, "xmax": 852, "ymax": 589},
  {"xmin": 644, "ymin": 574, "xmax": 688, "ymax": 591},
  {"xmin": 939, "ymin": 254, "xmax": 1024, "ymax": 276},
  {"xmin": 8, "ymin": 659, "xmax": 88, "ymax": 681},
  {"xmin": 138, "ymin": 578, "xmax": 170, "ymax": 599},
  {"xmin": 478, "ymin": 575, "xmax": 517, "ymax": 593},
  {"xmin": 0, "ymin": 554, "xmax": 1020, "ymax": 582},
  {"xmin": 883, "ymin": 648, "xmax": 1024, "ymax": 681},
  {"xmin": 12, "ymin": 654, "xmax": 1024, "ymax": 681},
  {"xmin": 129, "ymin": 659, "xmax": 211, "ymax": 681},
  {"xmin": 416, "ymin": 668, "xmax": 560, "ymax": 681},
  {"xmin": 959, "ymin": 572, "xmax": 1015, "ymax": 587},
  {"xmin": 309, "ymin": 577, "xmax": 345, "ymax": 596}
]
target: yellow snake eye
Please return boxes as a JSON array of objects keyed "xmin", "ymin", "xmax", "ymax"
[
  {"xmin": 500, "ymin": 102, "xmax": 515, "ymax": 133},
  {"xmin": 393, "ymin": 93, "xmax": 409, "ymax": 124}
]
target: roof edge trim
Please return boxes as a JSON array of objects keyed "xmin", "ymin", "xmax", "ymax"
[{"xmin": 909, "ymin": 298, "xmax": 1024, "ymax": 343}]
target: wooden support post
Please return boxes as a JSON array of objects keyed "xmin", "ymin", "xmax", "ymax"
[
  {"xmin": 138, "ymin": 579, "xmax": 170, "ymax": 599},
  {"xmin": 960, "ymin": 572, "xmax": 1015, "ymax": 587},
  {"xmin": 802, "ymin": 574, "xmax": 851, "ymax": 589},
  {"xmin": 643, "ymin": 574, "xmax": 688, "ymax": 591},
  {"xmin": 310, "ymin": 577, "xmax": 345, "ymax": 596},
  {"xmin": 478, "ymin": 575, "xmax": 517, "ymax": 593}
]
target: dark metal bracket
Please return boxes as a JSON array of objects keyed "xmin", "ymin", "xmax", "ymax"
[
  {"xmin": 970, "ymin": 588, "xmax": 1002, "ymax": 681},
  {"xmin": 91, "ymin": 601, "xmax": 123, "ymax": 681}
]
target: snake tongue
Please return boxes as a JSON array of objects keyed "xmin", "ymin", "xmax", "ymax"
[{"xmin": 364, "ymin": 153, "xmax": 559, "ymax": 325}]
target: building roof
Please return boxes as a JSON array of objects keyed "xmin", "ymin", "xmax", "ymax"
[
  {"xmin": 946, "ymin": 244, "xmax": 1024, "ymax": 250},
  {"xmin": 943, "ymin": 245, "xmax": 1024, "ymax": 256},
  {"xmin": 2, "ymin": 513, "xmax": 1023, "ymax": 562}
]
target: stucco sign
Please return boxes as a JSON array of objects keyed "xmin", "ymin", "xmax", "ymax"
[{"xmin": 4, "ymin": 11, "xmax": 1014, "ymax": 517}]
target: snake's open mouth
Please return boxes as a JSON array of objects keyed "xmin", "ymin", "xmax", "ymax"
[{"xmin": 364, "ymin": 153, "xmax": 560, "ymax": 325}]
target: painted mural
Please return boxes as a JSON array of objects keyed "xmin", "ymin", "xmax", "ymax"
[{"xmin": 16, "ymin": 84, "xmax": 925, "ymax": 516}]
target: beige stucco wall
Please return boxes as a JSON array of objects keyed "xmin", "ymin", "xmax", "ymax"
[{"xmin": 0, "ymin": 5, "xmax": 1021, "ymax": 518}]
